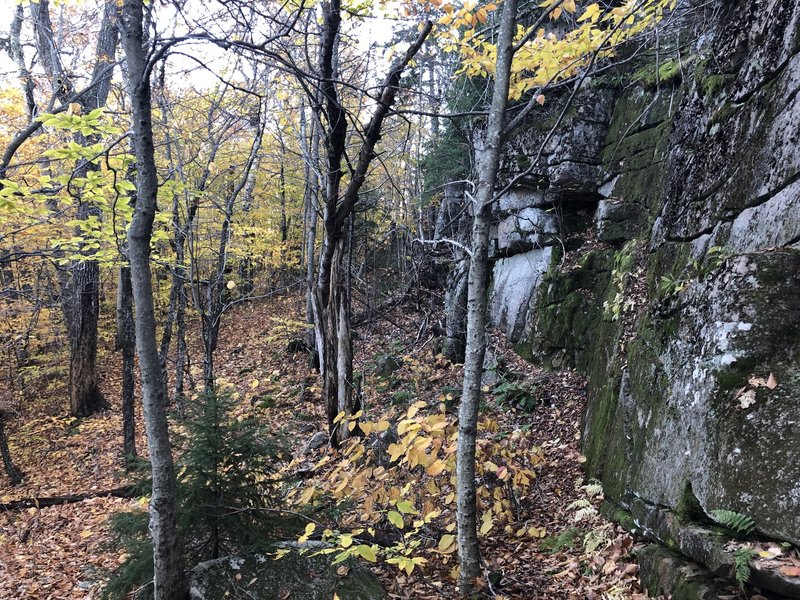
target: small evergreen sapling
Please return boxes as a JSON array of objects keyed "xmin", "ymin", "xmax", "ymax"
[{"xmin": 104, "ymin": 390, "xmax": 283, "ymax": 599}]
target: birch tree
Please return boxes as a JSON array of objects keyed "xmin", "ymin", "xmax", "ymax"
[
  {"xmin": 455, "ymin": 0, "xmax": 518, "ymax": 590},
  {"xmin": 120, "ymin": 1, "xmax": 186, "ymax": 597}
]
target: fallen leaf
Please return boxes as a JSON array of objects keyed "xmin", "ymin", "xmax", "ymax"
[
  {"xmin": 766, "ymin": 372, "xmax": 778, "ymax": 389},
  {"xmin": 779, "ymin": 565, "xmax": 800, "ymax": 577}
]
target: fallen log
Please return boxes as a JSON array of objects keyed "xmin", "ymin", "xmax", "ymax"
[{"xmin": 0, "ymin": 485, "xmax": 137, "ymax": 511}]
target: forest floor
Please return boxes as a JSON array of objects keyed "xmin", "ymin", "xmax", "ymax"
[{"xmin": 0, "ymin": 293, "xmax": 651, "ymax": 599}]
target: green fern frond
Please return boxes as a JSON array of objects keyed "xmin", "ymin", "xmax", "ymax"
[
  {"xmin": 710, "ymin": 509, "xmax": 755, "ymax": 536},
  {"xmin": 733, "ymin": 547, "xmax": 758, "ymax": 586}
]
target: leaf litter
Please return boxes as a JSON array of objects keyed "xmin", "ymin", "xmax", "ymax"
[{"xmin": 3, "ymin": 294, "xmax": 789, "ymax": 599}]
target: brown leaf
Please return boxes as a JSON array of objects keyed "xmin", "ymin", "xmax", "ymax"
[
  {"xmin": 766, "ymin": 372, "xmax": 778, "ymax": 389},
  {"xmin": 779, "ymin": 565, "xmax": 800, "ymax": 577}
]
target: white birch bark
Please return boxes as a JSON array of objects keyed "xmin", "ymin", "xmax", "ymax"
[
  {"xmin": 455, "ymin": 0, "xmax": 518, "ymax": 592},
  {"xmin": 120, "ymin": 2, "xmax": 186, "ymax": 597}
]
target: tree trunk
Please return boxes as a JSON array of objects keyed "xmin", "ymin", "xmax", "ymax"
[
  {"xmin": 120, "ymin": 1, "xmax": 187, "ymax": 598},
  {"xmin": 173, "ymin": 287, "xmax": 188, "ymax": 411},
  {"xmin": 312, "ymin": 1, "xmax": 431, "ymax": 445},
  {"xmin": 116, "ymin": 266, "xmax": 136, "ymax": 458},
  {"xmin": 455, "ymin": 0, "xmax": 518, "ymax": 593},
  {"xmin": 6, "ymin": 5, "xmax": 37, "ymax": 120},
  {"xmin": 30, "ymin": 0, "xmax": 119, "ymax": 418},
  {"xmin": 0, "ymin": 414, "xmax": 23, "ymax": 486},
  {"xmin": 67, "ymin": 259, "xmax": 106, "ymax": 417},
  {"xmin": 303, "ymin": 107, "xmax": 320, "ymax": 354},
  {"xmin": 317, "ymin": 236, "xmax": 357, "ymax": 446}
]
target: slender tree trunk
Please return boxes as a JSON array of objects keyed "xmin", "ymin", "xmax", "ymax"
[
  {"xmin": 120, "ymin": 2, "xmax": 186, "ymax": 597},
  {"xmin": 0, "ymin": 414, "xmax": 23, "ymax": 486},
  {"xmin": 116, "ymin": 266, "xmax": 136, "ymax": 458},
  {"xmin": 318, "ymin": 236, "xmax": 357, "ymax": 445},
  {"xmin": 173, "ymin": 286, "xmax": 188, "ymax": 410},
  {"xmin": 6, "ymin": 5, "xmax": 37, "ymax": 120},
  {"xmin": 456, "ymin": 0, "xmax": 517, "ymax": 592},
  {"xmin": 304, "ymin": 109, "xmax": 320, "ymax": 352}
]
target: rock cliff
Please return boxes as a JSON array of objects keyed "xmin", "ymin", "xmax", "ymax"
[{"xmin": 441, "ymin": 0, "xmax": 800, "ymax": 592}]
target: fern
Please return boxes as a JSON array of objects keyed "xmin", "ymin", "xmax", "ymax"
[
  {"xmin": 581, "ymin": 480, "xmax": 604, "ymax": 499},
  {"xmin": 583, "ymin": 527, "xmax": 609, "ymax": 553},
  {"xmin": 710, "ymin": 509, "xmax": 755, "ymax": 536},
  {"xmin": 733, "ymin": 547, "xmax": 758, "ymax": 587}
]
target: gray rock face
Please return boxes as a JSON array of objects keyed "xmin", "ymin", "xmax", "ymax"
[
  {"xmin": 595, "ymin": 199, "xmax": 643, "ymax": 243},
  {"xmin": 190, "ymin": 550, "xmax": 386, "ymax": 600},
  {"xmin": 489, "ymin": 247, "xmax": 552, "ymax": 342},
  {"xmin": 496, "ymin": 207, "xmax": 557, "ymax": 253},
  {"xmin": 440, "ymin": 0, "xmax": 800, "ymax": 582},
  {"xmin": 621, "ymin": 253, "xmax": 800, "ymax": 543}
]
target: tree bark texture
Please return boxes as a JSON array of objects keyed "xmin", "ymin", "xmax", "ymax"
[
  {"xmin": 455, "ymin": 0, "xmax": 517, "ymax": 593},
  {"xmin": 120, "ymin": 1, "xmax": 187, "ymax": 597},
  {"xmin": 116, "ymin": 266, "xmax": 136, "ymax": 458},
  {"xmin": 0, "ymin": 414, "xmax": 23, "ymax": 486}
]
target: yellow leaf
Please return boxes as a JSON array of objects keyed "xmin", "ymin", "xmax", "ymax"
[
  {"xmin": 249, "ymin": 379, "xmax": 259, "ymax": 389},
  {"xmin": 407, "ymin": 401, "xmax": 426, "ymax": 419},
  {"xmin": 304, "ymin": 523, "xmax": 316, "ymax": 537},
  {"xmin": 563, "ymin": 0, "xmax": 576, "ymax": 13},
  {"xmin": 333, "ymin": 411, "xmax": 346, "ymax": 424},
  {"xmin": 80, "ymin": 529, "xmax": 92, "ymax": 539},
  {"xmin": 426, "ymin": 460, "xmax": 447, "ymax": 477},
  {"xmin": 578, "ymin": 3, "xmax": 601, "ymax": 22},
  {"xmin": 527, "ymin": 526, "xmax": 547, "ymax": 538},
  {"xmin": 387, "ymin": 510, "xmax": 404, "ymax": 529},
  {"xmin": 226, "ymin": 280, "xmax": 236, "ymax": 290},
  {"xmin": 387, "ymin": 443, "xmax": 405, "ymax": 463},
  {"xmin": 339, "ymin": 534, "xmax": 353, "ymax": 548},
  {"xmin": 299, "ymin": 487, "xmax": 315, "ymax": 504},
  {"xmin": 355, "ymin": 544, "xmax": 377, "ymax": 562},
  {"xmin": 438, "ymin": 534, "xmax": 456, "ymax": 553},
  {"xmin": 479, "ymin": 510, "xmax": 494, "ymax": 535}
]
